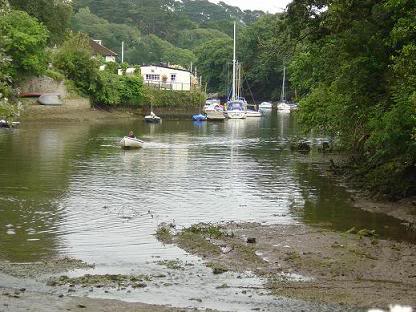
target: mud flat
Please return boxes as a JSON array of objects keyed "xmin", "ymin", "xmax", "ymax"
[
  {"xmin": 0, "ymin": 287, "xmax": 204, "ymax": 312},
  {"xmin": 157, "ymin": 222, "xmax": 416, "ymax": 309}
]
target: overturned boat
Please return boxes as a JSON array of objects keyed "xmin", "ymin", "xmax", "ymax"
[{"xmin": 38, "ymin": 93, "xmax": 63, "ymax": 106}]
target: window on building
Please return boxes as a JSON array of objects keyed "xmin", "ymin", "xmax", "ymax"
[
  {"xmin": 145, "ymin": 74, "xmax": 160, "ymax": 81},
  {"xmin": 171, "ymin": 74, "xmax": 176, "ymax": 82}
]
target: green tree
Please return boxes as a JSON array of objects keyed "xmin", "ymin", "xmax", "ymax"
[
  {"xmin": 8, "ymin": 0, "xmax": 72, "ymax": 44},
  {"xmin": 72, "ymin": 7, "xmax": 141, "ymax": 61},
  {"xmin": 195, "ymin": 37, "xmax": 233, "ymax": 94},
  {"xmin": 177, "ymin": 28, "xmax": 230, "ymax": 51},
  {"xmin": 0, "ymin": 9, "xmax": 49, "ymax": 77},
  {"xmin": 126, "ymin": 34, "xmax": 195, "ymax": 67},
  {"xmin": 286, "ymin": 0, "xmax": 416, "ymax": 197}
]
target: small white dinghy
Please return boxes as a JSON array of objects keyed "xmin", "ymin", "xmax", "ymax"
[
  {"xmin": 119, "ymin": 137, "xmax": 144, "ymax": 149},
  {"xmin": 144, "ymin": 111, "xmax": 161, "ymax": 123}
]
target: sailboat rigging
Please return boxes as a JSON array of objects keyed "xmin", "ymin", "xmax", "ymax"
[{"xmin": 225, "ymin": 22, "xmax": 247, "ymax": 119}]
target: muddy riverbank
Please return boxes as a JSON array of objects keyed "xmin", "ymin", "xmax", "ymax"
[
  {"xmin": 157, "ymin": 222, "xmax": 416, "ymax": 309},
  {"xmin": 19, "ymin": 97, "xmax": 200, "ymax": 122},
  {"xmin": 0, "ymin": 286, "xmax": 208, "ymax": 312}
]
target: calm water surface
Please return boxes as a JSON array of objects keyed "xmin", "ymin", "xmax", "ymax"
[{"xmin": 0, "ymin": 112, "xmax": 412, "ymax": 311}]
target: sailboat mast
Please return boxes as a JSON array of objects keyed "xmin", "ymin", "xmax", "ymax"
[
  {"xmin": 232, "ymin": 21, "xmax": 236, "ymax": 101},
  {"xmin": 281, "ymin": 66, "xmax": 286, "ymax": 102}
]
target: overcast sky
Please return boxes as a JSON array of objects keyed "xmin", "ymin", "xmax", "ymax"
[{"xmin": 209, "ymin": 0, "xmax": 292, "ymax": 13}]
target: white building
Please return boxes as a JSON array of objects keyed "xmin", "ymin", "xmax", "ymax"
[{"xmin": 140, "ymin": 64, "xmax": 198, "ymax": 91}]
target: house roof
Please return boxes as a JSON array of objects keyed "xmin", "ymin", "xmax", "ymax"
[{"xmin": 89, "ymin": 39, "xmax": 118, "ymax": 57}]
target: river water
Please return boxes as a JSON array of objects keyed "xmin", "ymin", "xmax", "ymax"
[{"xmin": 0, "ymin": 112, "xmax": 413, "ymax": 311}]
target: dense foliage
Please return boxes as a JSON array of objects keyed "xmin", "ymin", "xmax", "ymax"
[
  {"xmin": 8, "ymin": 0, "xmax": 72, "ymax": 44},
  {"xmin": 71, "ymin": 0, "xmax": 261, "ymax": 66},
  {"xmin": 53, "ymin": 32, "xmax": 99, "ymax": 96},
  {"xmin": 285, "ymin": 0, "xmax": 416, "ymax": 197},
  {"xmin": 0, "ymin": 0, "xmax": 48, "ymax": 120},
  {"xmin": 0, "ymin": 9, "xmax": 49, "ymax": 77}
]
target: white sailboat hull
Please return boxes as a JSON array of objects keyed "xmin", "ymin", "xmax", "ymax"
[
  {"xmin": 120, "ymin": 137, "xmax": 144, "ymax": 149},
  {"xmin": 259, "ymin": 102, "xmax": 273, "ymax": 109},
  {"xmin": 225, "ymin": 111, "xmax": 247, "ymax": 119},
  {"xmin": 246, "ymin": 110, "xmax": 262, "ymax": 117},
  {"xmin": 277, "ymin": 102, "xmax": 291, "ymax": 111}
]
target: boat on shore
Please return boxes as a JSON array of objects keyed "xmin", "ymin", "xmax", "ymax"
[
  {"xmin": 38, "ymin": 93, "xmax": 63, "ymax": 106},
  {"xmin": 119, "ymin": 136, "xmax": 144, "ymax": 149}
]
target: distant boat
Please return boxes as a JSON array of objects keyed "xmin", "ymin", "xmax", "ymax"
[
  {"xmin": 205, "ymin": 103, "xmax": 225, "ymax": 120},
  {"xmin": 277, "ymin": 66, "xmax": 290, "ymax": 112},
  {"xmin": 203, "ymin": 99, "xmax": 221, "ymax": 113},
  {"xmin": 144, "ymin": 107, "xmax": 161, "ymax": 123},
  {"xmin": 119, "ymin": 136, "xmax": 144, "ymax": 149},
  {"xmin": 259, "ymin": 102, "xmax": 273, "ymax": 110},
  {"xmin": 225, "ymin": 22, "xmax": 247, "ymax": 120},
  {"xmin": 38, "ymin": 93, "xmax": 63, "ymax": 106},
  {"xmin": 225, "ymin": 100, "xmax": 247, "ymax": 119},
  {"xmin": 192, "ymin": 114, "xmax": 207, "ymax": 121},
  {"xmin": 246, "ymin": 104, "xmax": 262, "ymax": 117}
]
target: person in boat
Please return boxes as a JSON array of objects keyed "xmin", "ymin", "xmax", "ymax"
[{"xmin": 128, "ymin": 131, "xmax": 135, "ymax": 138}]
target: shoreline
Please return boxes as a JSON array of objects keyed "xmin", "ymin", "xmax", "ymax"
[
  {"xmin": 0, "ymin": 286, "xmax": 207, "ymax": 312},
  {"xmin": 19, "ymin": 97, "xmax": 201, "ymax": 122},
  {"xmin": 158, "ymin": 222, "xmax": 416, "ymax": 309}
]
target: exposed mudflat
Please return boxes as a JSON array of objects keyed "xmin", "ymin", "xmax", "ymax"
[
  {"xmin": 0, "ymin": 287, "xmax": 205, "ymax": 312},
  {"xmin": 160, "ymin": 222, "xmax": 416, "ymax": 309}
]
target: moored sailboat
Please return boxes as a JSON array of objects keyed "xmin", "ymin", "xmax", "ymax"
[{"xmin": 225, "ymin": 22, "xmax": 247, "ymax": 119}]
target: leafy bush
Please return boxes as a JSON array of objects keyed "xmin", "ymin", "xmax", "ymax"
[
  {"xmin": 91, "ymin": 72, "xmax": 144, "ymax": 107},
  {"xmin": 141, "ymin": 87, "xmax": 205, "ymax": 108},
  {"xmin": 53, "ymin": 32, "xmax": 99, "ymax": 96},
  {"xmin": 91, "ymin": 71, "xmax": 122, "ymax": 106},
  {"xmin": 119, "ymin": 75, "xmax": 143, "ymax": 105}
]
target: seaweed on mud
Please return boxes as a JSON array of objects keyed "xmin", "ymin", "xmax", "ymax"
[{"xmin": 47, "ymin": 274, "xmax": 152, "ymax": 288}]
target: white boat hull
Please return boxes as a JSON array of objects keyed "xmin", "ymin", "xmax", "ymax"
[
  {"xmin": 225, "ymin": 111, "xmax": 247, "ymax": 119},
  {"xmin": 206, "ymin": 110, "xmax": 225, "ymax": 120},
  {"xmin": 277, "ymin": 102, "xmax": 291, "ymax": 111},
  {"xmin": 259, "ymin": 102, "xmax": 273, "ymax": 110},
  {"xmin": 246, "ymin": 110, "xmax": 262, "ymax": 117},
  {"xmin": 120, "ymin": 137, "xmax": 144, "ymax": 149}
]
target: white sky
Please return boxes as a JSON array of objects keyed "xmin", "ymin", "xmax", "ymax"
[{"xmin": 209, "ymin": 0, "xmax": 292, "ymax": 13}]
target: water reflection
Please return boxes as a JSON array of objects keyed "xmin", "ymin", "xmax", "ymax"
[{"xmin": 0, "ymin": 116, "xmax": 414, "ymax": 266}]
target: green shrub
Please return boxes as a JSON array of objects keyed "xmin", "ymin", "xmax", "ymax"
[
  {"xmin": 141, "ymin": 87, "xmax": 205, "ymax": 108},
  {"xmin": 45, "ymin": 69, "xmax": 65, "ymax": 81},
  {"xmin": 91, "ymin": 71, "xmax": 122, "ymax": 106},
  {"xmin": 119, "ymin": 75, "xmax": 143, "ymax": 106},
  {"xmin": 53, "ymin": 32, "xmax": 99, "ymax": 96}
]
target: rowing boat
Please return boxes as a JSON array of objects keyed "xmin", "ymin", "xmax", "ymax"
[{"xmin": 119, "ymin": 137, "xmax": 144, "ymax": 149}]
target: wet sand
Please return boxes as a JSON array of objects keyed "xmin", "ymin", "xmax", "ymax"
[{"xmin": 160, "ymin": 222, "xmax": 416, "ymax": 309}]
